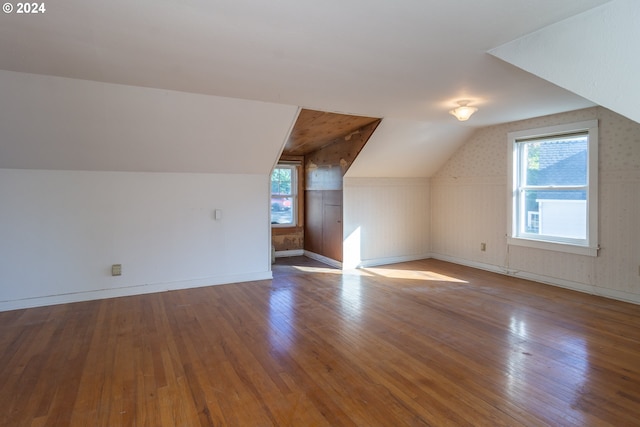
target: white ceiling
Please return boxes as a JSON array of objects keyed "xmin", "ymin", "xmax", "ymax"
[
  {"xmin": 489, "ymin": 0, "xmax": 640, "ymax": 126},
  {"xmin": 0, "ymin": 0, "xmax": 614, "ymax": 177}
]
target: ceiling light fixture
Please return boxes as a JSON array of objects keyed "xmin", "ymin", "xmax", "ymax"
[{"xmin": 449, "ymin": 100, "xmax": 478, "ymax": 121}]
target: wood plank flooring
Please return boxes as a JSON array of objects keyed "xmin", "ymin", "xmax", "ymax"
[{"xmin": 1, "ymin": 258, "xmax": 639, "ymax": 426}]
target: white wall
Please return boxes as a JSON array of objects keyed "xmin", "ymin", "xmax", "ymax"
[
  {"xmin": 343, "ymin": 177, "xmax": 430, "ymax": 268},
  {"xmin": 431, "ymin": 107, "xmax": 640, "ymax": 304},
  {"xmin": 0, "ymin": 169, "xmax": 271, "ymax": 310},
  {"xmin": 0, "ymin": 70, "xmax": 298, "ymax": 174},
  {"xmin": 0, "ymin": 70, "xmax": 298, "ymax": 311},
  {"xmin": 490, "ymin": 0, "xmax": 640, "ymax": 125},
  {"xmin": 346, "ymin": 118, "xmax": 475, "ymax": 178}
]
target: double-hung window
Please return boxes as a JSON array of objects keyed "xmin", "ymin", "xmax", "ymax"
[
  {"xmin": 507, "ymin": 120, "xmax": 598, "ymax": 256},
  {"xmin": 270, "ymin": 164, "xmax": 297, "ymax": 227}
]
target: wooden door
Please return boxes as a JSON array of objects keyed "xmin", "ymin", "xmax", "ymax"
[
  {"xmin": 304, "ymin": 190, "xmax": 323, "ymax": 255},
  {"xmin": 323, "ymin": 203, "xmax": 342, "ymax": 262}
]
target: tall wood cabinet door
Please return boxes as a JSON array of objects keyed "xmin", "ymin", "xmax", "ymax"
[
  {"xmin": 323, "ymin": 204, "xmax": 343, "ymax": 262},
  {"xmin": 304, "ymin": 190, "xmax": 323, "ymax": 254}
]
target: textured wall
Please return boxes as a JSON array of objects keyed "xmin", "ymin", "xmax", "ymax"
[{"xmin": 431, "ymin": 107, "xmax": 640, "ymax": 303}]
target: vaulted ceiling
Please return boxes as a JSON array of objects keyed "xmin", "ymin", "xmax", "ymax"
[{"xmin": 2, "ymin": 0, "xmax": 635, "ymax": 177}]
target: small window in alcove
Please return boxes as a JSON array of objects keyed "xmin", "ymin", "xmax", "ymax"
[{"xmin": 271, "ymin": 165, "xmax": 297, "ymax": 227}]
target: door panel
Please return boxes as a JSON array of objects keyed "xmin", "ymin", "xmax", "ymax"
[
  {"xmin": 304, "ymin": 190, "xmax": 323, "ymax": 254},
  {"xmin": 304, "ymin": 190, "xmax": 343, "ymax": 262},
  {"xmin": 323, "ymin": 201, "xmax": 343, "ymax": 262}
]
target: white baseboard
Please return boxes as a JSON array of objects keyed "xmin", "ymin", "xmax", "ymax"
[
  {"xmin": 430, "ymin": 254, "xmax": 507, "ymax": 276},
  {"xmin": 275, "ymin": 249, "xmax": 305, "ymax": 258},
  {"xmin": 303, "ymin": 251, "xmax": 342, "ymax": 269},
  {"xmin": 303, "ymin": 252, "xmax": 432, "ymax": 270},
  {"xmin": 0, "ymin": 271, "xmax": 273, "ymax": 312},
  {"xmin": 355, "ymin": 253, "xmax": 432, "ymax": 269},
  {"xmin": 431, "ymin": 253, "xmax": 640, "ymax": 306},
  {"xmin": 7, "ymin": 254, "xmax": 637, "ymax": 311}
]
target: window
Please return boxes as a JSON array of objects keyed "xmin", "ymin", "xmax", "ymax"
[
  {"xmin": 507, "ymin": 120, "xmax": 598, "ymax": 256},
  {"xmin": 271, "ymin": 165, "xmax": 297, "ymax": 227}
]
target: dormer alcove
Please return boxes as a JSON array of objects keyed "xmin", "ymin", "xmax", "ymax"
[{"xmin": 272, "ymin": 109, "xmax": 381, "ymax": 265}]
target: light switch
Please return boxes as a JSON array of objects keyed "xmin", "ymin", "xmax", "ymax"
[{"xmin": 214, "ymin": 209, "xmax": 222, "ymax": 220}]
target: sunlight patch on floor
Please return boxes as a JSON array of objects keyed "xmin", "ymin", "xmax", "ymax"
[
  {"xmin": 292, "ymin": 266, "xmax": 373, "ymax": 276},
  {"xmin": 361, "ymin": 267, "xmax": 468, "ymax": 283},
  {"xmin": 291, "ymin": 265, "xmax": 468, "ymax": 282}
]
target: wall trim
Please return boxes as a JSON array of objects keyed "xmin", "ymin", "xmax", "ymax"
[
  {"xmin": 275, "ymin": 249, "xmax": 305, "ymax": 258},
  {"xmin": 303, "ymin": 251, "xmax": 432, "ymax": 270},
  {"xmin": 303, "ymin": 251, "xmax": 342, "ymax": 269},
  {"xmin": 355, "ymin": 253, "xmax": 433, "ymax": 269},
  {"xmin": 0, "ymin": 271, "xmax": 273, "ymax": 312},
  {"xmin": 431, "ymin": 253, "xmax": 640, "ymax": 306},
  {"xmin": 6, "ymin": 252, "xmax": 637, "ymax": 311}
]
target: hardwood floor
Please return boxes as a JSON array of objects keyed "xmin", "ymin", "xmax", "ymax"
[{"xmin": 1, "ymin": 258, "xmax": 639, "ymax": 426}]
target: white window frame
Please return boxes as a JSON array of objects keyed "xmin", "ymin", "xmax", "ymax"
[
  {"xmin": 270, "ymin": 164, "xmax": 297, "ymax": 228},
  {"xmin": 507, "ymin": 120, "xmax": 599, "ymax": 257}
]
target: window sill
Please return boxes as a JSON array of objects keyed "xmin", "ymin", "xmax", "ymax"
[
  {"xmin": 507, "ymin": 237, "xmax": 598, "ymax": 257},
  {"xmin": 271, "ymin": 225, "xmax": 301, "ymax": 232}
]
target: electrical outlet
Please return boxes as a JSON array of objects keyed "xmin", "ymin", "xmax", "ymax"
[
  {"xmin": 111, "ymin": 264, "xmax": 122, "ymax": 276},
  {"xmin": 480, "ymin": 243, "xmax": 486, "ymax": 252}
]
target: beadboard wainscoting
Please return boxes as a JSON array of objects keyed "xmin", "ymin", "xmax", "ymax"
[{"xmin": 343, "ymin": 177, "xmax": 430, "ymax": 269}]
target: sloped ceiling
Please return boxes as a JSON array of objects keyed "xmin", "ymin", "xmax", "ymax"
[
  {"xmin": 0, "ymin": 70, "xmax": 298, "ymax": 174},
  {"xmin": 489, "ymin": 0, "xmax": 640, "ymax": 125},
  {"xmin": 0, "ymin": 0, "xmax": 619, "ymax": 177},
  {"xmin": 283, "ymin": 109, "xmax": 380, "ymax": 156}
]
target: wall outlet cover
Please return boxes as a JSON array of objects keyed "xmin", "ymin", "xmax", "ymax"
[{"xmin": 112, "ymin": 264, "xmax": 122, "ymax": 276}]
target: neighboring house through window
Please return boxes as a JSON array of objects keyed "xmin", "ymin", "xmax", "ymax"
[
  {"xmin": 271, "ymin": 164, "xmax": 297, "ymax": 227},
  {"xmin": 507, "ymin": 120, "xmax": 599, "ymax": 256}
]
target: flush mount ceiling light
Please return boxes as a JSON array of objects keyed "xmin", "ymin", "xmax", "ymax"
[{"xmin": 449, "ymin": 100, "xmax": 478, "ymax": 121}]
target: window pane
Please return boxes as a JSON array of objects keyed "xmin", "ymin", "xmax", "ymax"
[
  {"xmin": 521, "ymin": 189, "xmax": 587, "ymax": 239},
  {"xmin": 509, "ymin": 120, "xmax": 597, "ymax": 252},
  {"xmin": 522, "ymin": 136, "xmax": 587, "ymax": 186},
  {"xmin": 271, "ymin": 196, "xmax": 293, "ymax": 224},
  {"xmin": 271, "ymin": 166, "xmax": 296, "ymax": 226},
  {"xmin": 271, "ymin": 168, "xmax": 292, "ymax": 196}
]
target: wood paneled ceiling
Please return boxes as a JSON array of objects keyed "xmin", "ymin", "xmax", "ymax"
[{"xmin": 283, "ymin": 109, "xmax": 380, "ymax": 156}]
